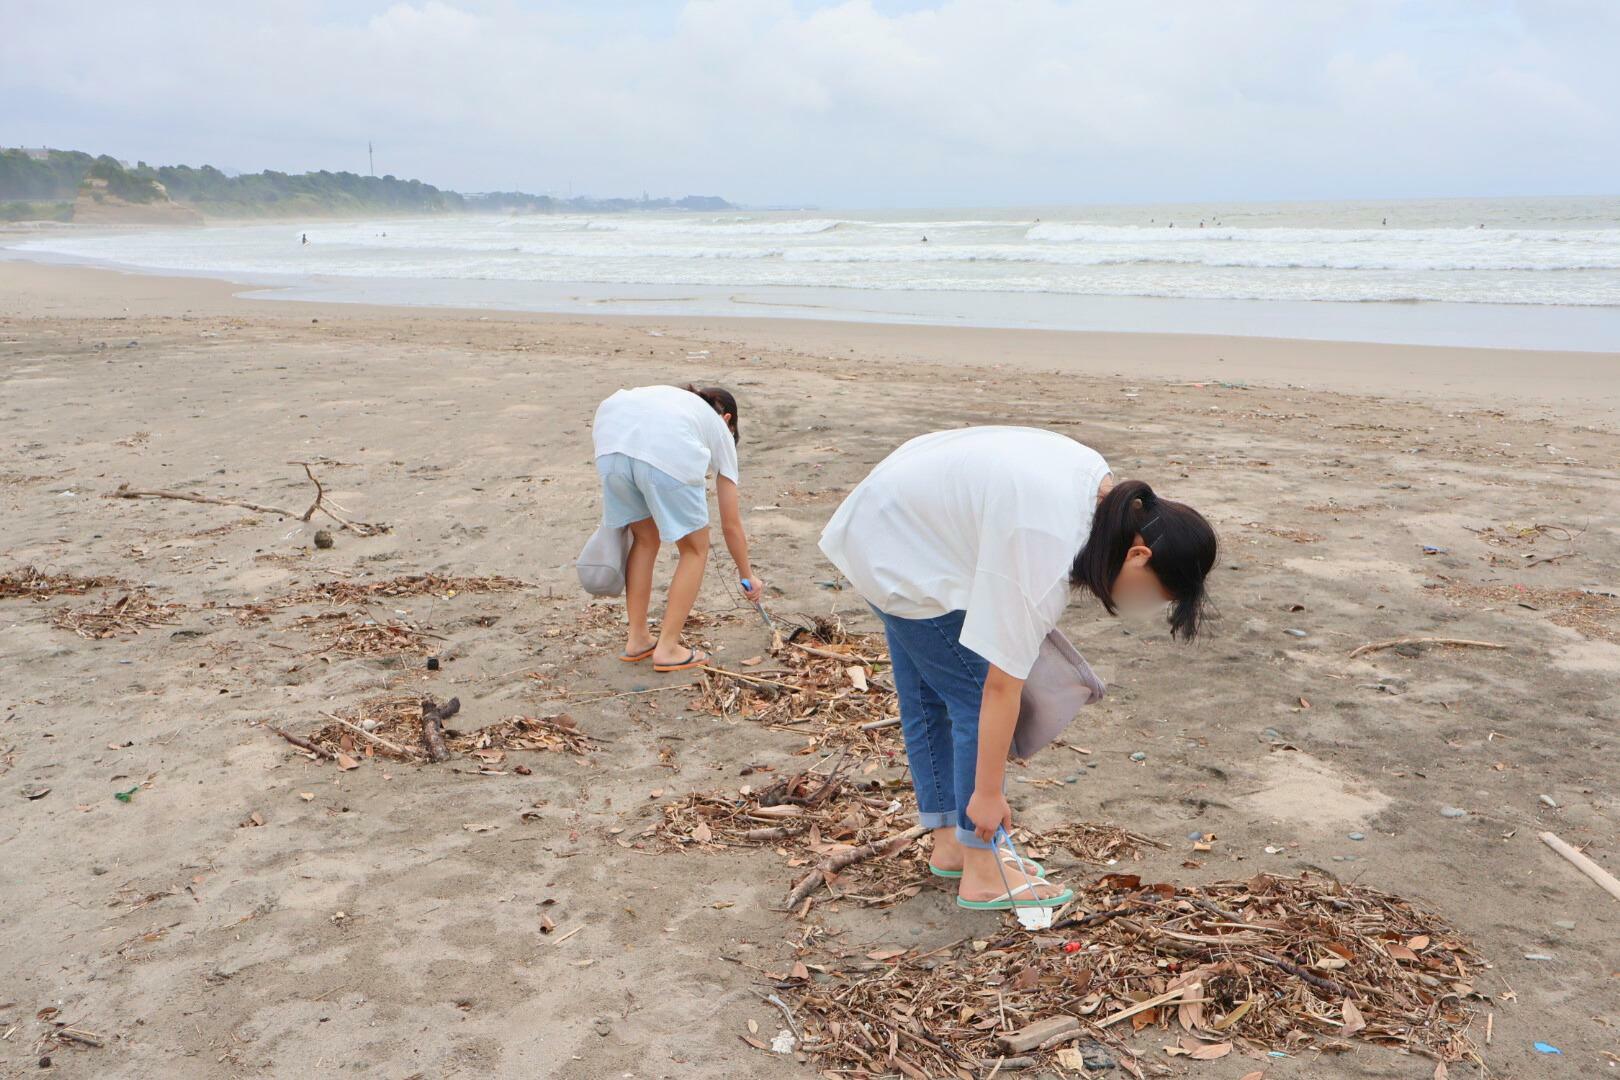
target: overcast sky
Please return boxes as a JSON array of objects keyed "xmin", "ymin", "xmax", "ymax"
[{"xmin": 3, "ymin": 0, "xmax": 1616, "ymax": 207}]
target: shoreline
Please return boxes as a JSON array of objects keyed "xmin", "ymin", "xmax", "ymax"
[{"xmin": 3, "ymin": 255, "xmax": 1618, "ymax": 427}]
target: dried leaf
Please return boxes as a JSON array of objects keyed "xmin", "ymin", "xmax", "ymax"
[
  {"xmin": 691, "ymin": 822, "xmax": 714, "ymax": 844},
  {"xmin": 335, "ymin": 753, "xmax": 360, "ymax": 771},
  {"xmin": 867, "ymin": 948, "xmax": 906, "ymax": 961},
  {"xmin": 1189, "ymin": 1041, "xmax": 1232, "ymax": 1060},
  {"xmin": 1386, "ymin": 943, "xmax": 1420, "ymax": 962},
  {"xmin": 741, "ymin": 655, "xmax": 764, "ymax": 667},
  {"xmin": 1239, "ymin": 1073, "xmax": 1267, "ymax": 1080},
  {"xmin": 1340, "ymin": 999, "xmax": 1365, "ymax": 1036},
  {"xmin": 1408, "ymin": 934, "xmax": 1431, "ymax": 950},
  {"xmin": 846, "ymin": 665, "xmax": 868, "ymax": 692}
]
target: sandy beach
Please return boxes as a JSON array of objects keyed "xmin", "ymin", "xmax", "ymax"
[{"xmin": 2, "ymin": 258, "xmax": 1618, "ymax": 1079}]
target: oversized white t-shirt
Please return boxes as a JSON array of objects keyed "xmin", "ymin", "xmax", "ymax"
[
  {"xmin": 818, "ymin": 427, "xmax": 1111, "ymax": 680},
  {"xmin": 592, "ymin": 385, "xmax": 740, "ymax": 487}
]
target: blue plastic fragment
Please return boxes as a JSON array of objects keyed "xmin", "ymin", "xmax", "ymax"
[{"xmin": 1534, "ymin": 1042, "xmax": 1562, "ymax": 1054}]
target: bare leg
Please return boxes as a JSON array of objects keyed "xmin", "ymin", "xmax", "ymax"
[
  {"xmin": 622, "ymin": 517, "xmax": 659, "ymax": 656},
  {"xmin": 653, "ymin": 528, "xmax": 710, "ymax": 666},
  {"xmin": 931, "ymin": 828, "xmax": 1042, "ymax": 877}
]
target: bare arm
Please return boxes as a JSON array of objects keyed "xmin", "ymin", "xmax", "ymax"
[
  {"xmin": 966, "ymin": 664, "xmax": 1025, "ymax": 841},
  {"xmin": 715, "ymin": 476, "xmax": 757, "ymax": 594}
]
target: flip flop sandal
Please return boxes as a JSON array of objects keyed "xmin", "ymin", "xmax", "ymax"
[
  {"xmin": 930, "ymin": 856, "xmax": 1046, "ymax": 880},
  {"xmin": 653, "ymin": 648, "xmax": 710, "ymax": 673},
  {"xmin": 956, "ymin": 880, "xmax": 1074, "ymax": 911},
  {"xmin": 618, "ymin": 646, "xmax": 656, "ymax": 663}
]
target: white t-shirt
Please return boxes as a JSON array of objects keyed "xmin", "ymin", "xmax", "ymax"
[
  {"xmin": 592, "ymin": 385, "xmax": 740, "ymax": 487},
  {"xmin": 819, "ymin": 427, "xmax": 1111, "ymax": 680}
]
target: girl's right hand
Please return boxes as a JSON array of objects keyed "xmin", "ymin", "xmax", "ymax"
[
  {"xmin": 966, "ymin": 790, "xmax": 1013, "ymax": 843},
  {"xmin": 740, "ymin": 577, "xmax": 764, "ymax": 602}
]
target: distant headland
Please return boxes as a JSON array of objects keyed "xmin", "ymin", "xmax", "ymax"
[{"xmin": 0, "ymin": 147, "xmax": 733, "ymax": 223}]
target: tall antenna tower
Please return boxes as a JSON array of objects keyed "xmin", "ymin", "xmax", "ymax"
[{"xmin": 368, "ymin": 141, "xmax": 374, "ymax": 177}]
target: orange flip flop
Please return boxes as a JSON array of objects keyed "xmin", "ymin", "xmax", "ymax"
[
  {"xmin": 618, "ymin": 646, "xmax": 656, "ymax": 663},
  {"xmin": 653, "ymin": 648, "xmax": 710, "ymax": 673}
]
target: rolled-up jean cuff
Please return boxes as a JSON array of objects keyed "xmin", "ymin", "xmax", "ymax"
[
  {"xmin": 917, "ymin": 810, "xmax": 955, "ymax": 830},
  {"xmin": 955, "ymin": 825, "xmax": 993, "ymax": 850}
]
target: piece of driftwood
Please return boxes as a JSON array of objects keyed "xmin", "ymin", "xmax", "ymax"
[
  {"xmin": 1541, "ymin": 831, "xmax": 1620, "ymax": 904},
  {"xmin": 995, "ymin": 1016, "xmax": 1079, "ymax": 1054},
  {"xmin": 1096, "ymin": 983, "xmax": 1201, "ymax": 1029},
  {"xmin": 859, "ymin": 716, "xmax": 903, "ymax": 731},
  {"xmin": 271, "ymin": 726, "xmax": 336, "ymax": 761},
  {"xmin": 784, "ymin": 824, "xmax": 926, "ymax": 910},
  {"xmin": 108, "ymin": 462, "xmax": 388, "ymax": 536},
  {"xmin": 789, "ymin": 640, "xmax": 880, "ymax": 665},
  {"xmin": 421, "ymin": 696, "xmax": 460, "ymax": 763},
  {"xmin": 1348, "ymin": 637, "xmax": 1505, "ymax": 659}
]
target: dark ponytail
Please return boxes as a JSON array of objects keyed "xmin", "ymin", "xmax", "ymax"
[
  {"xmin": 1070, "ymin": 480, "xmax": 1217, "ymax": 641},
  {"xmin": 684, "ymin": 384, "xmax": 739, "ymax": 442}
]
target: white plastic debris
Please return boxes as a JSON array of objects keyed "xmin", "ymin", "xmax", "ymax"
[{"xmin": 770, "ymin": 1030, "xmax": 797, "ymax": 1054}]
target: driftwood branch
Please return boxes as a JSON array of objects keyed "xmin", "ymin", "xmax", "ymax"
[
  {"xmin": 420, "ymin": 696, "xmax": 460, "ymax": 763},
  {"xmin": 783, "ymin": 824, "xmax": 926, "ymax": 910},
  {"xmin": 995, "ymin": 1016, "xmax": 1078, "ymax": 1054},
  {"xmin": 271, "ymin": 726, "xmax": 336, "ymax": 760},
  {"xmin": 1348, "ymin": 637, "xmax": 1505, "ymax": 659},
  {"xmin": 107, "ymin": 463, "xmax": 389, "ymax": 537},
  {"xmin": 1541, "ymin": 831, "xmax": 1620, "ymax": 904}
]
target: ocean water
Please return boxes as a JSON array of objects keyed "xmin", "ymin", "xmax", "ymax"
[{"xmin": 11, "ymin": 196, "xmax": 1620, "ymax": 348}]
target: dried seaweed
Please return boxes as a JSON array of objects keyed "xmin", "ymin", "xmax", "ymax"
[
  {"xmin": 1, "ymin": 566, "xmax": 123, "ymax": 601},
  {"xmin": 635, "ymin": 766, "xmax": 1161, "ymax": 912},
  {"xmin": 694, "ymin": 616, "xmax": 903, "ymax": 760},
  {"xmin": 280, "ymin": 573, "xmax": 528, "ymax": 607},
  {"xmin": 291, "ymin": 610, "xmax": 429, "ymax": 657},
  {"xmin": 52, "ymin": 591, "xmax": 183, "ymax": 638},
  {"xmin": 782, "ymin": 871, "xmax": 1487, "ymax": 1075},
  {"xmin": 304, "ymin": 693, "xmax": 596, "ymax": 762},
  {"xmin": 1431, "ymin": 577, "xmax": 1619, "ymax": 644},
  {"xmin": 1025, "ymin": 822, "xmax": 1168, "ymax": 866}
]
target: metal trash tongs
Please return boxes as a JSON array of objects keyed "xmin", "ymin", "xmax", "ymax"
[{"xmin": 993, "ymin": 826, "xmax": 1054, "ymax": 929}]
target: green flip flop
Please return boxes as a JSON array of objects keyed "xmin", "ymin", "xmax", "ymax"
[
  {"xmin": 930, "ymin": 856, "xmax": 1046, "ymax": 880},
  {"xmin": 956, "ymin": 881, "xmax": 1074, "ymax": 911}
]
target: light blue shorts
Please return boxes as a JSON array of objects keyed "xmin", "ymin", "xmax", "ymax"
[{"xmin": 596, "ymin": 453, "xmax": 709, "ymax": 542}]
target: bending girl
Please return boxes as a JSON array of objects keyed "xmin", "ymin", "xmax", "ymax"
[
  {"xmin": 593, "ymin": 384, "xmax": 762, "ymax": 672},
  {"xmin": 819, "ymin": 426, "xmax": 1216, "ymax": 911}
]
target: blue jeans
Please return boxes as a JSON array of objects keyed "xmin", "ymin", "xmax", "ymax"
[{"xmin": 874, "ymin": 607, "xmax": 995, "ymax": 851}]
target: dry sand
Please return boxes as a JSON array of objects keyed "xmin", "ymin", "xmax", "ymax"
[{"xmin": 1, "ymin": 259, "xmax": 1617, "ymax": 1079}]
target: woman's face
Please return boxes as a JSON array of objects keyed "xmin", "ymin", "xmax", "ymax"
[{"xmin": 1112, "ymin": 538, "xmax": 1173, "ymax": 610}]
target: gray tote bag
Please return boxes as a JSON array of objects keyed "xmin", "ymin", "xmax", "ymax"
[
  {"xmin": 576, "ymin": 524, "xmax": 630, "ymax": 597},
  {"xmin": 1011, "ymin": 629, "xmax": 1106, "ymax": 759}
]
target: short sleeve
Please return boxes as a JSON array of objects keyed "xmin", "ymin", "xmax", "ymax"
[
  {"xmin": 958, "ymin": 525, "xmax": 1074, "ymax": 678},
  {"xmin": 709, "ymin": 419, "xmax": 740, "ymax": 483}
]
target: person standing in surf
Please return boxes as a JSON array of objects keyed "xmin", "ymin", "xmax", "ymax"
[
  {"xmin": 819, "ymin": 427, "xmax": 1216, "ymax": 911},
  {"xmin": 592, "ymin": 384, "xmax": 762, "ymax": 672}
]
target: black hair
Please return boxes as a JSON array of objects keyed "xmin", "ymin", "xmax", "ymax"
[
  {"xmin": 1070, "ymin": 479, "xmax": 1217, "ymax": 640},
  {"xmin": 684, "ymin": 384, "xmax": 739, "ymax": 442}
]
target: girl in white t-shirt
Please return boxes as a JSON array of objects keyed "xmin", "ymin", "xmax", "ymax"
[
  {"xmin": 819, "ymin": 427, "xmax": 1216, "ymax": 911},
  {"xmin": 593, "ymin": 384, "xmax": 762, "ymax": 672}
]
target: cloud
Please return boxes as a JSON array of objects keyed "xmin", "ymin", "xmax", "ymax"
[{"xmin": 2, "ymin": 0, "xmax": 1615, "ymax": 205}]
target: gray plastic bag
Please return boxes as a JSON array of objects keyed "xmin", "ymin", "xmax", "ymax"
[
  {"xmin": 576, "ymin": 523, "xmax": 630, "ymax": 597},
  {"xmin": 1012, "ymin": 629, "xmax": 1106, "ymax": 759}
]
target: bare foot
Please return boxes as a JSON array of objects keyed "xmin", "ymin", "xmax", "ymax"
[
  {"xmin": 958, "ymin": 845, "xmax": 1067, "ymax": 903},
  {"xmin": 652, "ymin": 646, "xmax": 709, "ymax": 671},
  {"xmin": 929, "ymin": 828, "xmax": 1042, "ymax": 877}
]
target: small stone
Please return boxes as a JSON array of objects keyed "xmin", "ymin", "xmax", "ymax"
[
  {"xmin": 1440, "ymin": 806, "xmax": 1467, "ymax": 819},
  {"xmin": 92, "ymin": 865, "xmax": 108, "ymax": 875},
  {"xmin": 1332, "ymin": 855, "xmax": 1347, "ymax": 862},
  {"xmin": 1064, "ymin": 774, "xmax": 1080, "ymax": 784},
  {"xmin": 1188, "ymin": 831, "xmax": 1203, "ymax": 841},
  {"xmin": 1283, "ymin": 628, "xmax": 1308, "ymax": 638},
  {"xmin": 1348, "ymin": 832, "xmax": 1365, "ymax": 841},
  {"xmin": 1539, "ymin": 794, "xmax": 1558, "ymax": 808},
  {"xmin": 1129, "ymin": 751, "xmax": 1147, "ymax": 762},
  {"xmin": 313, "ymin": 529, "xmax": 335, "ymax": 549},
  {"xmin": 38, "ymin": 1056, "xmax": 51, "ymax": 1068},
  {"xmin": 427, "ymin": 656, "xmax": 441, "ymax": 671},
  {"xmin": 1553, "ymin": 920, "xmax": 1576, "ymax": 930},
  {"xmin": 126, "ymin": 339, "xmax": 139, "ymax": 348},
  {"xmin": 360, "ymin": 719, "xmax": 380, "ymax": 732},
  {"xmin": 1263, "ymin": 728, "xmax": 1282, "ymax": 741},
  {"xmin": 593, "ymin": 1018, "xmax": 611, "ymax": 1037}
]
